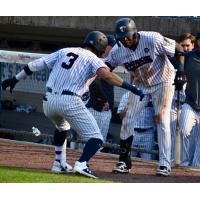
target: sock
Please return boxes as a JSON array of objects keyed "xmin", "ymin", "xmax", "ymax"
[
  {"xmin": 55, "ymin": 139, "xmax": 67, "ymax": 164},
  {"xmin": 78, "ymin": 138, "xmax": 103, "ymax": 163},
  {"xmin": 119, "ymin": 135, "xmax": 133, "ymax": 169}
]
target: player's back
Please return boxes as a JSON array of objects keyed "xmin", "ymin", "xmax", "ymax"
[{"xmin": 45, "ymin": 47, "xmax": 103, "ymax": 95}]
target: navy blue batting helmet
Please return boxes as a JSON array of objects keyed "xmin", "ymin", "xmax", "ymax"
[
  {"xmin": 83, "ymin": 31, "xmax": 108, "ymax": 57},
  {"xmin": 107, "ymin": 35, "xmax": 116, "ymax": 47},
  {"xmin": 115, "ymin": 18, "xmax": 137, "ymax": 40}
]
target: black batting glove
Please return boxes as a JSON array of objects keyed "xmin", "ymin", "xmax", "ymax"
[
  {"xmin": 1, "ymin": 76, "xmax": 19, "ymax": 93},
  {"xmin": 173, "ymin": 71, "xmax": 187, "ymax": 91}
]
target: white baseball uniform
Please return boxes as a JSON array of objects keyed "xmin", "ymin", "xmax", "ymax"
[
  {"xmin": 29, "ymin": 47, "xmax": 108, "ymax": 142},
  {"xmin": 106, "ymin": 31, "xmax": 176, "ymax": 169}
]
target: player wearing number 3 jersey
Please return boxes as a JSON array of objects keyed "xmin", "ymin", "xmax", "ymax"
[{"xmin": 1, "ymin": 31, "xmax": 144, "ymax": 179}]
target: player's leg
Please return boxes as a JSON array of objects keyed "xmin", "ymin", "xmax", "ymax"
[
  {"xmin": 189, "ymin": 126, "xmax": 198, "ymax": 166},
  {"xmin": 88, "ymin": 108, "xmax": 112, "ymax": 141},
  {"xmin": 43, "ymin": 95, "xmax": 72, "ymax": 173},
  {"xmin": 152, "ymin": 83, "xmax": 174, "ymax": 176},
  {"xmin": 113, "ymin": 93, "xmax": 145, "ymax": 173},
  {"xmin": 190, "ymin": 114, "xmax": 200, "ymax": 167},
  {"xmin": 140, "ymin": 130, "xmax": 155, "ymax": 160},
  {"xmin": 63, "ymin": 96, "xmax": 103, "ymax": 178},
  {"xmin": 170, "ymin": 109, "xmax": 177, "ymax": 167},
  {"xmin": 180, "ymin": 104, "xmax": 197, "ymax": 166},
  {"xmin": 131, "ymin": 134, "xmax": 140, "ymax": 158}
]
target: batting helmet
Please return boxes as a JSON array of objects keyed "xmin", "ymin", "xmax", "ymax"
[
  {"xmin": 115, "ymin": 18, "xmax": 137, "ymax": 40},
  {"xmin": 83, "ymin": 31, "xmax": 108, "ymax": 57},
  {"xmin": 107, "ymin": 35, "xmax": 116, "ymax": 47}
]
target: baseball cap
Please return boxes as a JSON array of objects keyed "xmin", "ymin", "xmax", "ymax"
[{"xmin": 196, "ymin": 31, "xmax": 200, "ymax": 39}]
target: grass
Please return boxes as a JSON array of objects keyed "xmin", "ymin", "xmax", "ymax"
[{"xmin": 0, "ymin": 167, "xmax": 113, "ymax": 183}]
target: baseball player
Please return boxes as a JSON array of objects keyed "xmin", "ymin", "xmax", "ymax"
[
  {"xmin": 1, "ymin": 31, "xmax": 144, "ymax": 179},
  {"xmin": 105, "ymin": 17, "xmax": 185, "ymax": 176},
  {"xmin": 86, "ymin": 35, "xmax": 116, "ymax": 142},
  {"xmin": 117, "ymin": 92, "xmax": 156, "ymax": 161},
  {"xmin": 179, "ymin": 32, "xmax": 200, "ymax": 167}
]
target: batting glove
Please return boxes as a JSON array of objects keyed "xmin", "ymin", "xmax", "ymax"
[
  {"xmin": 173, "ymin": 71, "xmax": 187, "ymax": 91},
  {"xmin": 1, "ymin": 76, "xmax": 19, "ymax": 93}
]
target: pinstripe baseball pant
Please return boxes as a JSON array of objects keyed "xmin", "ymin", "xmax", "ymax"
[
  {"xmin": 180, "ymin": 103, "xmax": 200, "ymax": 167},
  {"xmin": 131, "ymin": 128, "xmax": 156, "ymax": 160},
  {"xmin": 43, "ymin": 92, "xmax": 104, "ymax": 142},
  {"xmin": 121, "ymin": 83, "xmax": 174, "ymax": 169},
  {"xmin": 170, "ymin": 109, "xmax": 177, "ymax": 165},
  {"xmin": 88, "ymin": 108, "xmax": 112, "ymax": 141}
]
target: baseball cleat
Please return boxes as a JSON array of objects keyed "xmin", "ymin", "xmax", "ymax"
[
  {"xmin": 112, "ymin": 161, "xmax": 130, "ymax": 173},
  {"xmin": 51, "ymin": 160, "xmax": 73, "ymax": 173},
  {"xmin": 156, "ymin": 166, "xmax": 170, "ymax": 177},
  {"xmin": 73, "ymin": 161, "xmax": 98, "ymax": 179}
]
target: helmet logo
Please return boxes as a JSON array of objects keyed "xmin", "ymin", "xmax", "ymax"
[
  {"xmin": 119, "ymin": 26, "xmax": 126, "ymax": 33},
  {"xmin": 89, "ymin": 40, "xmax": 94, "ymax": 44}
]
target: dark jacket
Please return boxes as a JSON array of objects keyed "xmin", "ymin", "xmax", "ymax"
[{"xmin": 184, "ymin": 50, "xmax": 200, "ymax": 111}]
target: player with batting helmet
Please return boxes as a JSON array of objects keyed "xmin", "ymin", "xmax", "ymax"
[
  {"xmin": 105, "ymin": 17, "xmax": 185, "ymax": 176},
  {"xmin": 2, "ymin": 30, "xmax": 144, "ymax": 179}
]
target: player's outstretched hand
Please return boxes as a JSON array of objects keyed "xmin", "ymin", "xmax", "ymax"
[{"xmin": 1, "ymin": 76, "xmax": 18, "ymax": 93}]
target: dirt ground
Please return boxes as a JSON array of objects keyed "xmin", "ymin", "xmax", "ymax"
[{"xmin": 0, "ymin": 138, "xmax": 200, "ymax": 183}]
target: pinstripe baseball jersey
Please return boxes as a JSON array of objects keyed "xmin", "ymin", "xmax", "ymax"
[
  {"xmin": 117, "ymin": 92, "xmax": 155, "ymax": 129},
  {"xmin": 42, "ymin": 47, "xmax": 107, "ymax": 96},
  {"xmin": 117, "ymin": 92, "xmax": 130, "ymax": 114},
  {"xmin": 105, "ymin": 31, "xmax": 176, "ymax": 87}
]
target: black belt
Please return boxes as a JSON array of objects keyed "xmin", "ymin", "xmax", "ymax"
[
  {"xmin": 47, "ymin": 87, "xmax": 80, "ymax": 97},
  {"xmin": 134, "ymin": 127, "xmax": 153, "ymax": 132}
]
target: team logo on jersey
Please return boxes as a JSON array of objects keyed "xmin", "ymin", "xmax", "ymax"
[
  {"xmin": 119, "ymin": 26, "xmax": 126, "ymax": 33},
  {"xmin": 144, "ymin": 48, "xmax": 149, "ymax": 53}
]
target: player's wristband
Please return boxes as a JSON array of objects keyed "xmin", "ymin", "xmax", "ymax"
[{"xmin": 121, "ymin": 81, "xmax": 142, "ymax": 96}]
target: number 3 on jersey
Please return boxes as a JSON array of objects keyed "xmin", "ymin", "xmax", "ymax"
[{"xmin": 62, "ymin": 52, "xmax": 79, "ymax": 69}]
